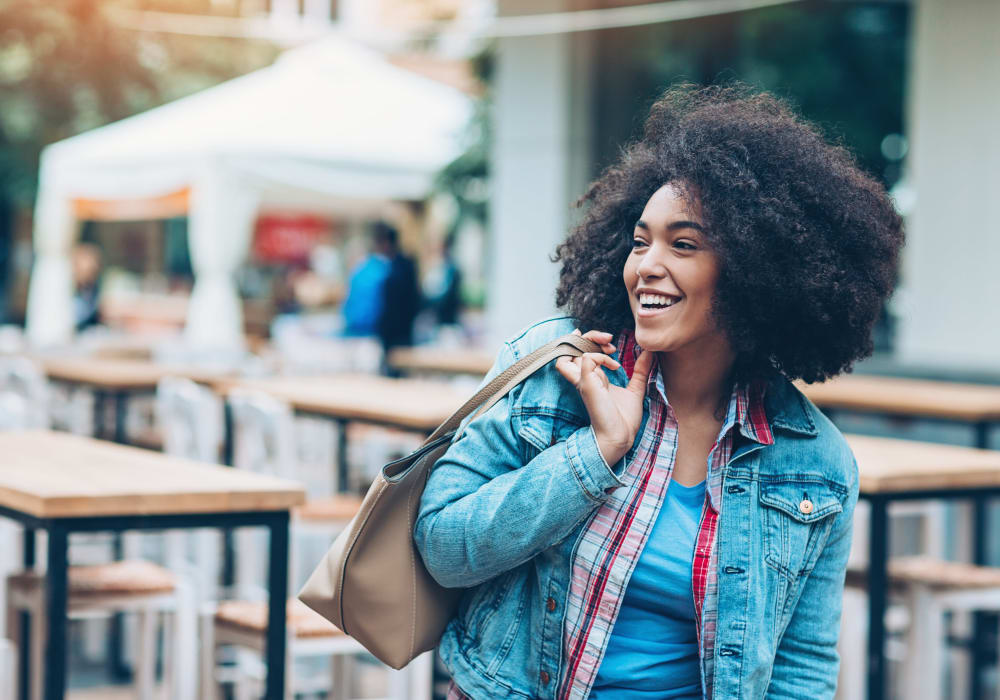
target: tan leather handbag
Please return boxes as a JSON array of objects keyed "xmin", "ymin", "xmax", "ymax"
[{"xmin": 298, "ymin": 333, "xmax": 601, "ymax": 669}]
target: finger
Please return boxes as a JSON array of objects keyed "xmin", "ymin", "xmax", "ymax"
[
  {"xmin": 626, "ymin": 349, "xmax": 655, "ymax": 396},
  {"xmin": 578, "ymin": 352, "xmax": 597, "ymax": 380},
  {"xmin": 583, "ymin": 351, "xmax": 620, "ymax": 369},
  {"xmin": 555, "ymin": 356, "xmax": 582, "ymax": 385},
  {"xmin": 578, "ymin": 353, "xmax": 612, "ymax": 391},
  {"xmin": 580, "ymin": 329, "xmax": 617, "ymax": 354}
]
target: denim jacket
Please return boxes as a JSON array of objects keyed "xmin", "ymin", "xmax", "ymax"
[{"xmin": 414, "ymin": 316, "xmax": 859, "ymax": 699}]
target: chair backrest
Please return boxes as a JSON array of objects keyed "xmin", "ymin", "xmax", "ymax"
[
  {"xmin": 155, "ymin": 377, "xmax": 224, "ymax": 464},
  {"xmin": 228, "ymin": 389, "xmax": 297, "ymax": 480},
  {"xmin": 274, "ymin": 327, "xmax": 384, "ymax": 376},
  {"xmin": 0, "ymin": 393, "xmax": 29, "ymax": 431},
  {"xmin": 0, "ymin": 325, "xmax": 25, "ymax": 355},
  {"xmin": 0, "ymin": 357, "xmax": 49, "ymax": 429}
]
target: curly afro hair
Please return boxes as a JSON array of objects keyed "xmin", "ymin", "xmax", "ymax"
[{"xmin": 553, "ymin": 84, "xmax": 904, "ymax": 384}]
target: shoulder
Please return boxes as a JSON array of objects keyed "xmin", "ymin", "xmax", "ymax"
[
  {"xmin": 503, "ymin": 315, "xmax": 580, "ymax": 360},
  {"xmin": 766, "ymin": 376, "xmax": 859, "ymax": 494},
  {"xmin": 484, "ymin": 315, "xmax": 589, "ymax": 423}
]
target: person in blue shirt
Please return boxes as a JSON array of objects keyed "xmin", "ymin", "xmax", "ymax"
[{"xmin": 341, "ymin": 240, "xmax": 391, "ymax": 337}]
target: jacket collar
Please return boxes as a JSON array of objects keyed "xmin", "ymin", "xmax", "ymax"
[{"xmin": 763, "ymin": 372, "xmax": 819, "ymax": 437}]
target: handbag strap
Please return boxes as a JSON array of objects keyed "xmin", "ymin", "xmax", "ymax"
[{"xmin": 425, "ymin": 333, "xmax": 603, "ymax": 444}]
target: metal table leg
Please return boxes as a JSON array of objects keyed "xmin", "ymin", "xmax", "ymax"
[
  {"xmin": 336, "ymin": 419, "xmax": 349, "ymax": 492},
  {"xmin": 222, "ymin": 401, "xmax": 236, "ymax": 588},
  {"xmin": 109, "ymin": 391, "xmax": 130, "ymax": 679},
  {"xmin": 44, "ymin": 525, "xmax": 69, "ymax": 700},
  {"xmin": 972, "ymin": 421, "xmax": 993, "ymax": 699},
  {"xmin": 265, "ymin": 511, "xmax": 290, "ymax": 699},
  {"xmin": 113, "ymin": 391, "xmax": 129, "ymax": 445},
  {"xmin": 92, "ymin": 390, "xmax": 107, "ymax": 439},
  {"xmin": 867, "ymin": 496, "xmax": 889, "ymax": 700},
  {"xmin": 19, "ymin": 529, "xmax": 35, "ymax": 700}
]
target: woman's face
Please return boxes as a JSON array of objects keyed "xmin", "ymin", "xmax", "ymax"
[{"xmin": 622, "ymin": 183, "xmax": 728, "ymax": 356}]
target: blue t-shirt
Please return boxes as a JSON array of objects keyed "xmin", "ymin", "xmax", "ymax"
[
  {"xmin": 342, "ymin": 255, "xmax": 390, "ymax": 336},
  {"xmin": 590, "ymin": 478, "xmax": 705, "ymax": 698}
]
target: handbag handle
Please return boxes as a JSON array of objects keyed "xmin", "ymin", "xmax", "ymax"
[{"xmin": 425, "ymin": 333, "xmax": 603, "ymax": 444}]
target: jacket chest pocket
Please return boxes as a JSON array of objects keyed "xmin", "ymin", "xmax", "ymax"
[
  {"xmin": 514, "ymin": 409, "xmax": 588, "ymax": 464},
  {"xmin": 760, "ymin": 478, "xmax": 845, "ymax": 582}
]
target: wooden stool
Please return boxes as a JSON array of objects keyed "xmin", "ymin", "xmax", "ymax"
[
  {"xmin": 842, "ymin": 556, "xmax": 1000, "ymax": 700},
  {"xmin": 5, "ymin": 560, "xmax": 197, "ymax": 700},
  {"xmin": 201, "ymin": 598, "xmax": 432, "ymax": 700}
]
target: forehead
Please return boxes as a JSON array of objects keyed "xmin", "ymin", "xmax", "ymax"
[{"xmin": 640, "ymin": 183, "xmax": 703, "ymax": 223}]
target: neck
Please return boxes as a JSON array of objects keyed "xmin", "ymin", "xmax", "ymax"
[{"xmin": 657, "ymin": 338, "xmax": 735, "ymax": 418}]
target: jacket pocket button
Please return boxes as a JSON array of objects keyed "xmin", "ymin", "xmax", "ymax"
[
  {"xmin": 540, "ymin": 670, "xmax": 551, "ymax": 685},
  {"xmin": 799, "ymin": 499, "xmax": 814, "ymax": 515},
  {"xmin": 546, "ymin": 597, "xmax": 557, "ymax": 612}
]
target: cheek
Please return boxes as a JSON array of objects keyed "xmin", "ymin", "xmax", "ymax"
[{"xmin": 622, "ymin": 262, "xmax": 636, "ymax": 294}]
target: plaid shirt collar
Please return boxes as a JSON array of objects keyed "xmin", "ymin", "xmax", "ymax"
[{"xmin": 617, "ymin": 329, "xmax": 774, "ymax": 451}]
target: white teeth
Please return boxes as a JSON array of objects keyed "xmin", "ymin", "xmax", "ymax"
[{"xmin": 639, "ymin": 293, "xmax": 680, "ymax": 307}]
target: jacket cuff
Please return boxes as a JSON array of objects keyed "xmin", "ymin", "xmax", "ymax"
[{"xmin": 565, "ymin": 426, "xmax": 627, "ymax": 502}]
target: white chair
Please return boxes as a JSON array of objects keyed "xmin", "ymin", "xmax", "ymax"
[
  {"xmin": 154, "ymin": 376, "xmax": 226, "ymax": 599},
  {"xmin": 840, "ymin": 556, "xmax": 1000, "ymax": 700},
  {"xmin": 0, "ymin": 636, "xmax": 15, "ymax": 700},
  {"xmin": 6, "ymin": 560, "xmax": 197, "ymax": 700},
  {"xmin": 836, "ymin": 498, "xmax": 950, "ymax": 700},
  {"xmin": 0, "ymin": 357, "xmax": 50, "ymax": 429},
  {"xmin": 201, "ymin": 599, "xmax": 433, "ymax": 700},
  {"xmin": 896, "ymin": 557, "xmax": 1000, "ymax": 700},
  {"xmin": 204, "ymin": 390, "xmax": 430, "ymax": 699}
]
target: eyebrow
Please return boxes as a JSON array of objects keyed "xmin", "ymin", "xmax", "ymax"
[{"xmin": 635, "ymin": 219, "xmax": 706, "ymax": 234}]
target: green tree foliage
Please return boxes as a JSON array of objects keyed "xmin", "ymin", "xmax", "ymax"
[
  {"xmin": 0, "ymin": 0, "xmax": 278, "ymax": 204},
  {"xmin": 435, "ymin": 49, "xmax": 492, "ymax": 235},
  {"xmin": 0, "ymin": 0, "xmax": 157, "ymax": 202},
  {"xmin": 593, "ymin": 1, "xmax": 910, "ymax": 188}
]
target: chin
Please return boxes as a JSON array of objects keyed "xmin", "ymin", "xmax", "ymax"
[{"xmin": 633, "ymin": 327, "xmax": 674, "ymax": 353}]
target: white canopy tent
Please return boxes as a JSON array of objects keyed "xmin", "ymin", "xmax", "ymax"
[{"xmin": 26, "ymin": 36, "xmax": 471, "ymax": 349}]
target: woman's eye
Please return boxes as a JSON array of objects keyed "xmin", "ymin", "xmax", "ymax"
[
  {"xmin": 631, "ymin": 238, "xmax": 647, "ymax": 249},
  {"xmin": 674, "ymin": 240, "xmax": 697, "ymax": 251}
]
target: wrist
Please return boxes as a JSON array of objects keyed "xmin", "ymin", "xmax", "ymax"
[{"xmin": 595, "ymin": 433, "xmax": 628, "ymax": 467}]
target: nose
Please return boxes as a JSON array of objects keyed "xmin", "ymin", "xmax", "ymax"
[{"xmin": 636, "ymin": 242, "xmax": 670, "ymax": 281}]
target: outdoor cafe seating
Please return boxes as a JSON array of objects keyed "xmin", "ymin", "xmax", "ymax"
[{"xmin": 5, "ymin": 337, "xmax": 1000, "ymax": 700}]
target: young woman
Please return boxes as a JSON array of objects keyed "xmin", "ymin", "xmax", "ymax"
[{"xmin": 414, "ymin": 84, "xmax": 903, "ymax": 699}]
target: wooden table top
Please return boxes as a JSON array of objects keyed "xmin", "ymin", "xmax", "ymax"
[
  {"xmin": 215, "ymin": 374, "xmax": 469, "ymax": 432},
  {"xmin": 38, "ymin": 356, "xmax": 234, "ymax": 391},
  {"xmin": 0, "ymin": 431, "xmax": 304, "ymax": 518},
  {"xmin": 387, "ymin": 347, "xmax": 495, "ymax": 376},
  {"xmin": 849, "ymin": 434, "xmax": 1000, "ymax": 495},
  {"xmin": 799, "ymin": 374, "xmax": 1000, "ymax": 423}
]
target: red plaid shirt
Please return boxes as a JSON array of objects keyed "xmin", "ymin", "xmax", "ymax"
[{"xmin": 450, "ymin": 331, "xmax": 772, "ymax": 700}]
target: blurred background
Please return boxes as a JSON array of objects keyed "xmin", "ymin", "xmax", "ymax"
[{"xmin": 1, "ymin": 0, "xmax": 998, "ymax": 698}]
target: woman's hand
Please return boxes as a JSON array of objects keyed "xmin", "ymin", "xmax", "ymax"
[{"xmin": 555, "ymin": 329, "xmax": 654, "ymax": 466}]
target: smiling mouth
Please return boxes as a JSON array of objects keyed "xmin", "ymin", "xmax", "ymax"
[{"xmin": 637, "ymin": 292, "xmax": 682, "ymax": 312}]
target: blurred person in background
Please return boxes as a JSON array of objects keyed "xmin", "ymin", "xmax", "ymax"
[
  {"xmin": 422, "ymin": 233, "xmax": 463, "ymax": 328},
  {"xmin": 341, "ymin": 221, "xmax": 420, "ymax": 372},
  {"xmin": 372, "ymin": 221, "xmax": 420, "ymax": 370},
  {"xmin": 72, "ymin": 243, "xmax": 103, "ymax": 330},
  {"xmin": 415, "ymin": 84, "xmax": 903, "ymax": 699},
  {"xmin": 341, "ymin": 225, "xmax": 393, "ymax": 337}
]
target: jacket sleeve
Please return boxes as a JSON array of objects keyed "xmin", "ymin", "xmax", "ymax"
[
  {"xmin": 766, "ymin": 458, "xmax": 859, "ymax": 699},
  {"xmin": 413, "ymin": 341, "xmax": 627, "ymax": 588}
]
